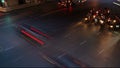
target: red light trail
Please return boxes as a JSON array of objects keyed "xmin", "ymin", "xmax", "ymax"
[{"xmin": 21, "ymin": 30, "xmax": 45, "ymax": 45}]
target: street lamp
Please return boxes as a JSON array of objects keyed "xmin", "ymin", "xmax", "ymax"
[
  {"xmin": 110, "ymin": 25, "xmax": 113, "ymax": 28},
  {"xmin": 85, "ymin": 18, "xmax": 88, "ymax": 21},
  {"xmin": 113, "ymin": 20, "xmax": 117, "ymax": 23},
  {"xmin": 116, "ymin": 25, "xmax": 119, "ymax": 28},
  {"xmin": 100, "ymin": 20, "xmax": 104, "ymax": 24},
  {"xmin": 1, "ymin": 0, "xmax": 5, "ymax": 3}
]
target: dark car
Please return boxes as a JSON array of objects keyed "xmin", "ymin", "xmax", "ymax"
[
  {"xmin": 17, "ymin": 24, "xmax": 45, "ymax": 45},
  {"xmin": 54, "ymin": 53, "xmax": 87, "ymax": 68}
]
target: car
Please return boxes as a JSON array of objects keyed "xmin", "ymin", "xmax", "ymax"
[
  {"xmin": 113, "ymin": 24, "xmax": 120, "ymax": 31},
  {"xmin": 17, "ymin": 24, "xmax": 45, "ymax": 45},
  {"xmin": 58, "ymin": 1, "xmax": 67, "ymax": 8},
  {"xmin": 54, "ymin": 53, "xmax": 87, "ymax": 68}
]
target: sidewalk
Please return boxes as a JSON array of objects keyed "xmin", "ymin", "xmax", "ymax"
[
  {"xmin": 0, "ymin": 1, "xmax": 59, "ymax": 18},
  {"xmin": 0, "ymin": 1, "xmax": 58, "ymax": 12},
  {"xmin": 0, "ymin": 3, "xmax": 40, "ymax": 12},
  {"xmin": 6, "ymin": 3, "xmax": 40, "ymax": 12}
]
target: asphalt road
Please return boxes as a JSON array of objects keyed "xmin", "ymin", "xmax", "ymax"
[{"xmin": 0, "ymin": 0, "xmax": 120, "ymax": 67}]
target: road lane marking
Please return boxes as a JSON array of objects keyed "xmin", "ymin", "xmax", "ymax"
[
  {"xmin": 97, "ymin": 49, "xmax": 105, "ymax": 55},
  {"xmin": 113, "ymin": 2, "xmax": 120, "ymax": 6},
  {"xmin": 41, "ymin": 8, "xmax": 66, "ymax": 17},
  {"xmin": 58, "ymin": 53, "xmax": 66, "ymax": 58},
  {"xmin": 4, "ymin": 46, "xmax": 15, "ymax": 51},
  {"xmin": 42, "ymin": 55, "xmax": 56, "ymax": 64},
  {"xmin": 42, "ymin": 54, "xmax": 62, "ymax": 67},
  {"xmin": 64, "ymin": 34, "xmax": 71, "ymax": 38},
  {"xmin": 80, "ymin": 40, "xmax": 87, "ymax": 45}
]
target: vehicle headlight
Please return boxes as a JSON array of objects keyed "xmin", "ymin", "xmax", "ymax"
[
  {"xmin": 100, "ymin": 20, "xmax": 104, "ymax": 24},
  {"xmin": 110, "ymin": 25, "xmax": 113, "ymax": 28},
  {"xmin": 85, "ymin": 18, "xmax": 88, "ymax": 21},
  {"xmin": 116, "ymin": 25, "xmax": 119, "ymax": 28},
  {"xmin": 113, "ymin": 20, "xmax": 117, "ymax": 23}
]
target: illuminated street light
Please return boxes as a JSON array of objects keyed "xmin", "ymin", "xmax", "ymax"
[
  {"xmin": 68, "ymin": 0, "xmax": 71, "ymax": 3},
  {"xmin": 107, "ymin": 10, "xmax": 110, "ymax": 13},
  {"xmin": 116, "ymin": 25, "xmax": 119, "ymax": 28},
  {"xmin": 100, "ymin": 20, "xmax": 104, "ymax": 24},
  {"xmin": 113, "ymin": 20, "xmax": 117, "ymax": 23},
  {"xmin": 2, "ymin": 0, "xmax": 5, "ymax": 3},
  {"xmin": 95, "ymin": 18, "xmax": 98, "ymax": 22},
  {"xmin": 85, "ymin": 18, "xmax": 88, "ymax": 21},
  {"xmin": 108, "ymin": 18, "xmax": 111, "ymax": 22},
  {"xmin": 93, "ymin": 15, "xmax": 96, "ymax": 18},
  {"xmin": 110, "ymin": 25, "xmax": 113, "ymax": 28},
  {"xmin": 96, "ymin": 11, "xmax": 99, "ymax": 14}
]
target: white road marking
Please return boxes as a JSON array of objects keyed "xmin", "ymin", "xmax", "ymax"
[
  {"xmin": 4, "ymin": 46, "xmax": 15, "ymax": 51},
  {"xmin": 41, "ymin": 8, "xmax": 65, "ymax": 17},
  {"xmin": 97, "ymin": 49, "xmax": 105, "ymax": 55},
  {"xmin": 42, "ymin": 55, "xmax": 56, "ymax": 64},
  {"xmin": 113, "ymin": 2, "xmax": 120, "ymax": 6},
  {"xmin": 64, "ymin": 34, "xmax": 71, "ymax": 38},
  {"xmin": 80, "ymin": 40, "xmax": 87, "ymax": 45}
]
